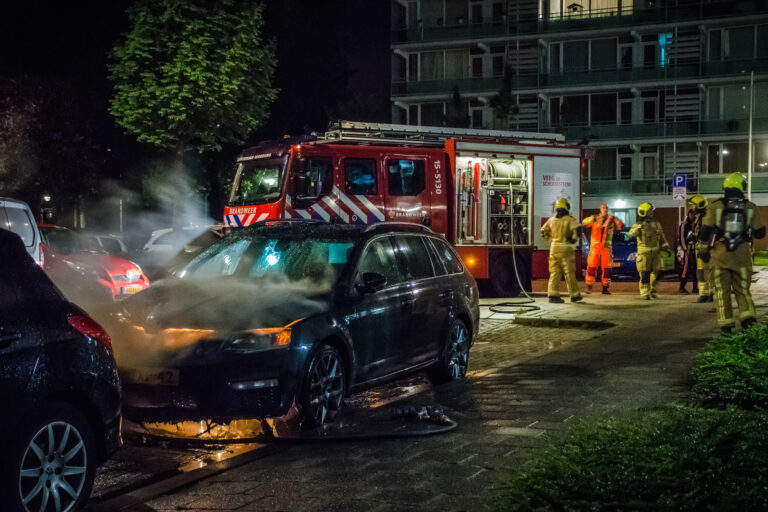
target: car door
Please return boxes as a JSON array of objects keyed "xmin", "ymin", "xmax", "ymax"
[
  {"xmin": 0, "ymin": 233, "xmax": 45, "ymax": 418},
  {"xmin": 383, "ymin": 156, "xmax": 431, "ymax": 225},
  {"xmin": 392, "ymin": 234, "xmax": 450, "ymax": 366},
  {"xmin": 345, "ymin": 235, "xmax": 413, "ymax": 381}
]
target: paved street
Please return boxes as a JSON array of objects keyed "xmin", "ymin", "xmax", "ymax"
[{"xmin": 91, "ymin": 272, "xmax": 768, "ymax": 511}]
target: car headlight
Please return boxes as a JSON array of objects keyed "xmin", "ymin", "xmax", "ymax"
[
  {"xmin": 125, "ymin": 268, "xmax": 140, "ymax": 282},
  {"xmin": 221, "ymin": 328, "xmax": 292, "ymax": 354}
]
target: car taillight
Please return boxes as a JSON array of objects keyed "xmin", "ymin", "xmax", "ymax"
[
  {"xmin": 67, "ymin": 314, "xmax": 113, "ymax": 352},
  {"xmin": 39, "ymin": 244, "xmax": 45, "ymax": 268}
]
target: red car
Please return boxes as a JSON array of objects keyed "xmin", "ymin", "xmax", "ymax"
[{"xmin": 38, "ymin": 224, "xmax": 150, "ymax": 302}]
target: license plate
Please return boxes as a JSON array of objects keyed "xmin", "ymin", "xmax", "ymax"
[
  {"xmin": 122, "ymin": 284, "xmax": 144, "ymax": 295},
  {"xmin": 126, "ymin": 368, "xmax": 179, "ymax": 386},
  {"xmin": 612, "ymin": 262, "xmax": 622, "ymax": 267}
]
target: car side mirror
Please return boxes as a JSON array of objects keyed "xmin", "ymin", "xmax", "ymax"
[
  {"xmin": 357, "ymin": 272, "xmax": 387, "ymax": 294},
  {"xmin": 294, "ymin": 173, "xmax": 311, "ymax": 198}
]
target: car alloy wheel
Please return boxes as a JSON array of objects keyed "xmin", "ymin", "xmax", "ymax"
[
  {"xmin": 305, "ymin": 346, "xmax": 345, "ymax": 427},
  {"xmin": 18, "ymin": 421, "xmax": 88, "ymax": 512},
  {"xmin": 429, "ymin": 319, "xmax": 470, "ymax": 385}
]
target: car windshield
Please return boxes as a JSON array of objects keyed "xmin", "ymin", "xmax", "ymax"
[
  {"xmin": 176, "ymin": 232, "xmax": 357, "ymax": 288},
  {"xmin": 614, "ymin": 231, "xmax": 633, "ymax": 243},
  {"xmin": 42, "ymin": 228, "xmax": 102, "ymax": 253},
  {"xmin": 229, "ymin": 156, "xmax": 288, "ymax": 205}
]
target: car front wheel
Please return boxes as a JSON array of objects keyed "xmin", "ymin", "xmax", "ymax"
[
  {"xmin": 300, "ymin": 345, "xmax": 346, "ymax": 429},
  {"xmin": 4, "ymin": 403, "xmax": 97, "ymax": 512},
  {"xmin": 428, "ymin": 319, "xmax": 470, "ymax": 385}
]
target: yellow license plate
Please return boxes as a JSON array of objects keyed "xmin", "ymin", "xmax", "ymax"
[
  {"xmin": 612, "ymin": 262, "xmax": 621, "ymax": 267},
  {"xmin": 122, "ymin": 284, "xmax": 144, "ymax": 295},
  {"xmin": 127, "ymin": 368, "xmax": 179, "ymax": 386}
]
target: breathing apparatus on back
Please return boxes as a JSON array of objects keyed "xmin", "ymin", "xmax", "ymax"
[{"xmin": 719, "ymin": 173, "xmax": 749, "ymax": 251}]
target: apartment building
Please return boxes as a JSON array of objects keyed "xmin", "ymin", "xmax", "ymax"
[{"xmin": 390, "ymin": 0, "xmax": 768, "ymax": 228}]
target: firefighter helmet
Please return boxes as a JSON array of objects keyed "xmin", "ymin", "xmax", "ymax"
[
  {"xmin": 555, "ymin": 198, "xmax": 570, "ymax": 212},
  {"xmin": 689, "ymin": 194, "xmax": 708, "ymax": 211},
  {"xmin": 723, "ymin": 172, "xmax": 747, "ymax": 192},
  {"xmin": 637, "ymin": 202, "xmax": 654, "ymax": 218}
]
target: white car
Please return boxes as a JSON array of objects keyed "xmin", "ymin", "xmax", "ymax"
[{"xmin": 0, "ymin": 198, "xmax": 44, "ymax": 266}]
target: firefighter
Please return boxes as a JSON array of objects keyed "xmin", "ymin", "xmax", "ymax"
[
  {"xmin": 689, "ymin": 194, "xmax": 714, "ymax": 303},
  {"xmin": 676, "ymin": 208, "xmax": 698, "ymax": 294},
  {"xmin": 582, "ymin": 202, "xmax": 624, "ymax": 294},
  {"xmin": 628, "ymin": 202, "xmax": 670, "ymax": 300},
  {"xmin": 541, "ymin": 198, "xmax": 582, "ymax": 304},
  {"xmin": 697, "ymin": 173, "xmax": 766, "ymax": 333}
]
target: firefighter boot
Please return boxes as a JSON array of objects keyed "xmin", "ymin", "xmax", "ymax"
[
  {"xmin": 549, "ymin": 296, "xmax": 565, "ymax": 304},
  {"xmin": 696, "ymin": 295, "xmax": 709, "ymax": 303},
  {"xmin": 586, "ymin": 283, "xmax": 593, "ymax": 293},
  {"xmin": 602, "ymin": 285, "xmax": 611, "ymax": 295},
  {"xmin": 571, "ymin": 295, "xmax": 583, "ymax": 303},
  {"xmin": 741, "ymin": 317, "xmax": 757, "ymax": 330}
]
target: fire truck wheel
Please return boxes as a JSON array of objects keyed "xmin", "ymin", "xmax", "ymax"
[
  {"xmin": 490, "ymin": 253, "xmax": 527, "ymax": 297},
  {"xmin": 428, "ymin": 319, "xmax": 470, "ymax": 385},
  {"xmin": 300, "ymin": 345, "xmax": 346, "ymax": 429}
]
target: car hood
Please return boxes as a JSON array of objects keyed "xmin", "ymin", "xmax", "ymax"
[
  {"xmin": 115, "ymin": 278, "xmax": 332, "ymax": 333},
  {"xmin": 57, "ymin": 251, "xmax": 140, "ymax": 276}
]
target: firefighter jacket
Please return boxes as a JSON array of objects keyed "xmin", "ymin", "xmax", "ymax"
[
  {"xmin": 582, "ymin": 214, "xmax": 623, "ymax": 249},
  {"xmin": 701, "ymin": 197, "xmax": 765, "ymax": 271},
  {"xmin": 628, "ymin": 219, "xmax": 669, "ymax": 253},
  {"xmin": 541, "ymin": 214, "xmax": 580, "ymax": 248}
]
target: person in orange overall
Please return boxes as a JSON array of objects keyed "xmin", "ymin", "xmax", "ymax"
[{"xmin": 582, "ymin": 203, "xmax": 624, "ymax": 294}]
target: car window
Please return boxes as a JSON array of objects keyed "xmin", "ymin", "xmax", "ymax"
[
  {"xmin": 387, "ymin": 159, "xmax": 426, "ymax": 196},
  {"xmin": 100, "ymin": 237, "xmax": 123, "ymax": 254},
  {"xmin": 424, "ymin": 237, "xmax": 447, "ymax": 276},
  {"xmin": 180, "ymin": 239, "xmax": 252, "ymax": 279},
  {"xmin": 430, "ymin": 238, "xmax": 464, "ymax": 274},
  {"xmin": 5, "ymin": 207, "xmax": 35, "ymax": 247},
  {"xmin": 345, "ymin": 158, "xmax": 378, "ymax": 195},
  {"xmin": 394, "ymin": 235, "xmax": 434, "ymax": 280},
  {"xmin": 297, "ymin": 158, "xmax": 333, "ymax": 199},
  {"xmin": 356, "ymin": 236, "xmax": 404, "ymax": 287}
]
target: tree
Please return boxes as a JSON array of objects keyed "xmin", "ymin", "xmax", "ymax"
[
  {"xmin": 109, "ymin": 0, "xmax": 277, "ymax": 155},
  {"xmin": 489, "ymin": 65, "xmax": 520, "ymax": 130}
]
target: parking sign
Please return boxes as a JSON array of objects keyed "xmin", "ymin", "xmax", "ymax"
[{"xmin": 672, "ymin": 173, "xmax": 687, "ymax": 201}]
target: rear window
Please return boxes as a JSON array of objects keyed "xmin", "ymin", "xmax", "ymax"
[
  {"xmin": 430, "ymin": 238, "xmax": 464, "ymax": 274},
  {"xmin": 5, "ymin": 206, "xmax": 35, "ymax": 247},
  {"xmin": 100, "ymin": 237, "xmax": 124, "ymax": 254}
]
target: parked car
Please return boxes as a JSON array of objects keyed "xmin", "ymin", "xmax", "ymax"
[
  {"xmin": 581, "ymin": 229, "xmax": 676, "ymax": 280},
  {"xmin": 159, "ymin": 225, "xmax": 225, "ymax": 276},
  {"xmin": 0, "ymin": 197, "xmax": 43, "ymax": 266},
  {"xmin": 0, "ymin": 228, "xmax": 122, "ymax": 511},
  {"xmin": 113, "ymin": 221, "xmax": 479, "ymax": 428},
  {"xmin": 137, "ymin": 225, "xmax": 214, "ymax": 279},
  {"xmin": 39, "ymin": 224, "xmax": 150, "ymax": 303}
]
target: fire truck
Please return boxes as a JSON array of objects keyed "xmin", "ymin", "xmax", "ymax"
[{"xmin": 224, "ymin": 121, "xmax": 585, "ymax": 296}]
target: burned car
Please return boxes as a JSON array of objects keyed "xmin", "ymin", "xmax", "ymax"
[{"xmin": 112, "ymin": 221, "xmax": 479, "ymax": 427}]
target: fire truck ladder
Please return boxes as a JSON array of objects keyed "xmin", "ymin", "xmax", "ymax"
[{"xmin": 321, "ymin": 120, "xmax": 565, "ymax": 146}]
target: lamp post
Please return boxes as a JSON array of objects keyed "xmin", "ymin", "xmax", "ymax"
[{"xmin": 748, "ymin": 70, "xmax": 754, "ymax": 200}]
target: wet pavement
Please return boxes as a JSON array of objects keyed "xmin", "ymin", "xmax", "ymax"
[{"xmin": 89, "ymin": 271, "xmax": 768, "ymax": 511}]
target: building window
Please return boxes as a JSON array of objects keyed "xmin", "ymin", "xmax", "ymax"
[
  {"xmin": 563, "ymin": 40, "xmax": 588, "ymax": 72},
  {"xmin": 590, "ymin": 148, "xmax": 617, "ymax": 180},
  {"xmin": 562, "ymin": 95, "xmax": 588, "ymax": 125},
  {"xmin": 591, "ymin": 39, "xmax": 617, "ymax": 70},
  {"xmin": 421, "ymin": 103, "xmax": 444, "ymax": 125},
  {"xmin": 709, "ymin": 29, "xmax": 723, "ymax": 60},
  {"xmin": 420, "ymin": 52, "xmax": 444, "ymax": 80},
  {"xmin": 591, "ymin": 93, "xmax": 617, "ymax": 124},
  {"xmin": 706, "ymin": 143, "xmax": 749, "ymax": 174},
  {"xmin": 727, "ymin": 26, "xmax": 755, "ymax": 60}
]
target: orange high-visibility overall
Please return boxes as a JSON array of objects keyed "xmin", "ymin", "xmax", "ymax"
[{"xmin": 582, "ymin": 214, "xmax": 624, "ymax": 287}]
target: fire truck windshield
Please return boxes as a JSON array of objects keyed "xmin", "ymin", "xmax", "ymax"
[{"xmin": 229, "ymin": 156, "xmax": 288, "ymax": 205}]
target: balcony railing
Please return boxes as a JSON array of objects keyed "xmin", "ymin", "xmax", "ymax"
[
  {"xmin": 392, "ymin": 0, "xmax": 768, "ymax": 44},
  {"xmin": 392, "ymin": 59, "xmax": 768, "ymax": 99},
  {"xmin": 584, "ymin": 173, "xmax": 768, "ymax": 198},
  {"xmin": 699, "ymin": 174, "xmax": 768, "ymax": 193},
  {"xmin": 545, "ymin": 118, "xmax": 768, "ymax": 141}
]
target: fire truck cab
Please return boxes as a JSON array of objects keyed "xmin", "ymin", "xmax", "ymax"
[{"xmin": 224, "ymin": 121, "xmax": 585, "ymax": 296}]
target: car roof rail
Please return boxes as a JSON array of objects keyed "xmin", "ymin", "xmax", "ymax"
[{"xmin": 363, "ymin": 222, "xmax": 433, "ymax": 234}]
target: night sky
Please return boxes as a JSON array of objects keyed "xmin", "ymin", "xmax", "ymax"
[{"xmin": 0, "ymin": 0, "xmax": 390, "ymax": 185}]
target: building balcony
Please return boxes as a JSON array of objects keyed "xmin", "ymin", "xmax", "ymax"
[
  {"xmin": 585, "ymin": 174, "xmax": 768, "ymax": 197},
  {"xmin": 549, "ymin": 117, "xmax": 768, "ymax": 142},
  {"xmin": 698, "ymin": 174, "xmax": 768, "ymax": 193},
  {"xmin": 391, "ymin": 1, "xmax": 767, "ymax": 45},
  {"xmin": 392, "ymin": 77, "xmax": 503, "ymax": 97}
]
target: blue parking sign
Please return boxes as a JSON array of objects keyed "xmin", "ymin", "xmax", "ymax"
[{"xmin": 673, "ymin": 173, "xmax": 687, "ymax": 188}]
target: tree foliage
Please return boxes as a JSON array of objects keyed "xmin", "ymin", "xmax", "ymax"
[
  {"xmin": 489, "ymin": 65, "xmax": 520, "ymax": 129},
  {"xmin": 109, "ymin": 0, "xmax": 277, "ymax": 153}
]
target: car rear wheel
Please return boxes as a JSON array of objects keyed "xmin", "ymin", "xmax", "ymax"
[
  {"xmin": 300, "ymin": 345, "xmax": 346, "ymax": 429},
  {"xmin": 4, "ymin": 404, "xmax": 96, "ymax": 512},
  {"xmin": 428, "ymin": 319, "xmax": 470, "ymax": 385}
]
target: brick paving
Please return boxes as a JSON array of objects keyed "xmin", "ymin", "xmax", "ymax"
[{"xmin": 109, "ymin": 270, "xmax": 768, "ymax": 511}]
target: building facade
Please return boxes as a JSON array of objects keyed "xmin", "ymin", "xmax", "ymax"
[{"xmin": 390, "ymin": 0, "xmax": 768, "ymax": 234}]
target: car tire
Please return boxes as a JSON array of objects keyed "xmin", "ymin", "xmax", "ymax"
[
  {"xmin": 300, "ymin": 345, "xmax": 346, "ymax": 429},
  {"xmin": 2, "ymin": 403, "xmax": 97, "ymax": 512},
  {"xmin": 428, "ymin": 319, "xmax": 471, "ymax": 385}
]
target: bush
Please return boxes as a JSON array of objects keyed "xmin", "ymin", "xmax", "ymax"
[
  {"xmin": 492, "ymin": 406, "xmax": 768, "ymax": 512},
  {"xmin": 692, "ymin": 322, "xmax": 768, "ymax": 409}
]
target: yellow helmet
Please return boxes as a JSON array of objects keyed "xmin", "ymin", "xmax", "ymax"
[
  {"xmin": 555, "ymin": 198, "xmax": 570, "ymax": 212},
  {"xmin": 723, "ymin": 172, "xmax": 746, "ymax": 192},
  {"xmin": 689, "ymin": 194, "xmax": 708, "ymax": 211},
  {"xmin": 637, "ymin": 202, "xmax": 654, "ymax": 218}
]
